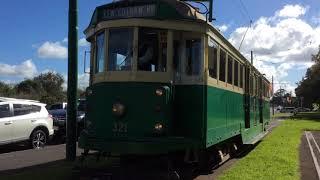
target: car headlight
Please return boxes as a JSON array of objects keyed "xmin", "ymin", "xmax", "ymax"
[{"xmin": 112, "ymin": 103, "xmax": 126, "ymax": 117}]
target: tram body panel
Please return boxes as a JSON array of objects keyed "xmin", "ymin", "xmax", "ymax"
[{"xmin": 79, "ymin": 0, "xmax": 272, "ymax": 157}]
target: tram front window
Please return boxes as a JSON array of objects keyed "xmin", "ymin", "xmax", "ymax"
[
  {"xmin": 108, "ymin": 28, "xmax": 133, "ymax": 71},
  {"xmin": 95, "ymin": 32, "xmax": 105, "ymax": 73},
  {"xmin": 138, "ymin": 28, "xmax": 167, "ymax": 72}
]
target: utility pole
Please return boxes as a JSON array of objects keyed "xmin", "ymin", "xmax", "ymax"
[
  {"xmin": 251, "ymin": 51, "xmax": 253, "ymax": 65},
  {"xmin": 66, "ymin": 0, "xmax": 78, "ymax": 161}
]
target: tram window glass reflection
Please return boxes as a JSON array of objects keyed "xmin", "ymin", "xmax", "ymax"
[
  {"xmin": 108, "ymin": 28, "xmax": 133, "ymax": 71},
  {"xmin": 219, "ymin": 49, "xmax": 226, "ymax": 82},
  {"xmin": 234, "ymin": 60, "xmax": 239, "ymax": 86},
  {"xmin": 208, "ymin": 38, "xmax": 218, "ymax": 79},
  {"xmin": 138, "ymin": 28, "xmax": 167, "ymax": 72},
  {"xmin": 240, "ymin": 65, "xmax": 244, "ymax": 88},
  {"xmin": 227, "ymin": 56, "xmax": 233, "ymax": 84},
  {"xmin": 185, "ymin": 39, "xmax": 201, "ymax": 76},
  {"xmin": 95, "ymin": 32, "xmax": 105, "ymax": 73}
]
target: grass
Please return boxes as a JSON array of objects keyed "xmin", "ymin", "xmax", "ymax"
[{"xmin": 219, "ymin": 117, "xmax": 320, "ymax": 180}]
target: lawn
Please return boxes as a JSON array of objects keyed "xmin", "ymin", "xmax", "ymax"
[{"xmin": 219, "ymin": 116, "xmax": 320, "ymax": 180}]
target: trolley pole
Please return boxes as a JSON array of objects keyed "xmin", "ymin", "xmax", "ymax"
[
  {"xmin": 251, "ymin": 51, "xmax": 253, "ymax": 65},
  {"xmin": 66, "ymin": 0, "xmax": 78, "ymax": 161}
]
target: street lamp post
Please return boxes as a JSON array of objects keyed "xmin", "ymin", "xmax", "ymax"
[{"xmin": 66, "ymin": 0, "xmax": 78, "ymax": 161}]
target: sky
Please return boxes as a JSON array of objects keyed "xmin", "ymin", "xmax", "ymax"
[{"xmin": 0, "ymin": 0, "xmax": 319, "ymax": 94}]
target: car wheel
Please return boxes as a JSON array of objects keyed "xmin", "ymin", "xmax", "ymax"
[{"xmin": 30, "ymin": 130, "xmax": 47, "ymax": 149}]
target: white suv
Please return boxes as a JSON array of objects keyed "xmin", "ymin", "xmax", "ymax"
[{"xmin": 0, "ymin": 98, "xmax": 54, "ymax": 149}]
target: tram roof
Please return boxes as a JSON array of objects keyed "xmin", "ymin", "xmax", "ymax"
[
  {"xmin": 86, "ymin": 0, "xmax": 270, "ymax": 84},
  {"xmin": 87, "ymin": 0, "xmax": 206, "ymax": 30}
]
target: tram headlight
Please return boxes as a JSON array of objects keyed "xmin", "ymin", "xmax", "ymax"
[
  {"xmin": 155, "ymin": 89, "xmax": 164, "ymax": 96},
  {"xmin": 154, "ymin": 123, "xmax": 163, "ymax": 132},
  {"xmin": 112, "ymin": 103, "xmax": 125, "ymax": 117}
]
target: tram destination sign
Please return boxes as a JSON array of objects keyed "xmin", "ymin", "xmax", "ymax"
[{"xmin": 103, "ymin": 4, "xmax": 156, "ymax": 19}]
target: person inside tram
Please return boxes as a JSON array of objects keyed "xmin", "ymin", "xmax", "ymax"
[{"xmin": 138, "ymin": 41, "xmax": 155, "ymax": 71}]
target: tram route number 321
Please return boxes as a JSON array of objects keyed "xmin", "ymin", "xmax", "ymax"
[{"xmin": 112, "ymin": 122, "xmax": 128, "ymax": 133}]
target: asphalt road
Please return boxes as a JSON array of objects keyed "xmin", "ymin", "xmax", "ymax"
[{"xmin": 0, "ymin": 142, "xmax": 81, "ymax": 172}]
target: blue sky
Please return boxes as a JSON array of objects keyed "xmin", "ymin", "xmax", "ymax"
[{"xmin": 0, "ymin": 0, "xmax": 319, "ymax": 93}]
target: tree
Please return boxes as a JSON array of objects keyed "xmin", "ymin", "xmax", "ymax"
[
  {"xmin": 0, "ymin": 82, "xmax": 14, "ymax": 97},
  {"xmin": 34, "ymin": 72, "xmax": 66, "ymax": 105},
  {"xmin": 295, "ymin": 45, "xmax": 320, "ymax": 108}
]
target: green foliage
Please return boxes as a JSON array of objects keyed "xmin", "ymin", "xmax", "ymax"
[
  {"xmin": 0, "ymin": 81, "xmax": 15, "ymax": 96},
  {"xmin": 219, "ymin": 117, "xmax": 320, "ymax": 180},
  {"xmin": 295, "ymin": 45, "xmax": 320, "ymax": 107},
  {"xmin": 1, "ymin": 72, "xmax": 68, "ymax": 105}
]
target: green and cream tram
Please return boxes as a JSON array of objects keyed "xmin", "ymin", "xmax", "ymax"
[{"xmin": 79, "ymin": 0, "xmax": 271, "ymax": 168}]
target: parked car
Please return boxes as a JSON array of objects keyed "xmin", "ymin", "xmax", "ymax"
[
  {"xmin": 280, "ymin": 107, "xmax": 295, "ymax": 113},
  {"xmin": 49, "ymin": 99, "xmax": 86, "ymax": 138},
  {"xmin": 0, "ymin": 97, "xmax": 54, "ymax": 149},
  {"xmin": 48, "ymin": 102, "xmax": 67, "ymax": 110},
  {"xmin": 294, "ymin": 107, "xmax": 311, "ymax": 113}
]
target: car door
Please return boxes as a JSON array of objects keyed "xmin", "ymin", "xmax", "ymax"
[
  {"xmin": 12, "ymin": 104, "xmax": 34, "ymax": 141},
  {"xmin": 0, "ymin": 103, "xmax": 13, "ymax": 144}
]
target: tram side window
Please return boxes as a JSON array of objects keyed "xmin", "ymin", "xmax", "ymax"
[
  {"xmin": 234, "ymin": 60, "xmax": 239, "ymax": 86},
  {"xmin": 227, "ymin": 56, "xmax": 233, "ymax": 84},
  {"xmin": 186, "ymin": 39, "xmax": 201, "ymax": 76},
  {"xmin": 208, "ymin": 38, "xmax": 218, "ymax": 79},
  {"xmin": 95, "ymin": 32, "xmax": 105, "ymax": 73},
  {"xmin": 138, "ymin": 28, "xmax": 167, "ymax": 72},
  {"xmin": 240, "ymin": 64, "xmax": 244, "ymax": 88},
  {"xmin": 250, "ymin": 75, "xmax": 253, "ymax": 95},
  {"xmin": 108, "ymin": 28, "xmax": 133, "ymax": 71},
  {"xmin": 219, "ymin": 50, "xmax": 226, "ymax": 82}
]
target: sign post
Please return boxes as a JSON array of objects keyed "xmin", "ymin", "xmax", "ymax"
[{"xmin": 66, "ymin": 0, "xmax": 78, "ymax": 161}]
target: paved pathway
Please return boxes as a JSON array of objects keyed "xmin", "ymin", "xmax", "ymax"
[{"xmin": 300, "ymin": 131, "xmax": 320, "ymax": 180}]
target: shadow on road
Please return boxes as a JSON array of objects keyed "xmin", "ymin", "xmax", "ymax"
[{"xmin": 0, "ymin": 136, "xmax": 65, "ymax": 155}]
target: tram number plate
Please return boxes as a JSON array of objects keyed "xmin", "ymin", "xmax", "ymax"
[{"xmin": 112, "ymin": 122, "xmax": 128, "ymax": 133}]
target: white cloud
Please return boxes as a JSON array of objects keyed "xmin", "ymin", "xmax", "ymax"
[
  {"xmin": 228, "ymin": 4, "xmax": 320, "ymax": 85},
  {"xmin": 78, "ymin": 38, "xmax": 90, "ymax": 47},
  {"xmin": 276, "ymin": 4, "xmax": 307, "ymax": 18},
  {"xmin": 62, "ymin": 38, "xmax": 68, "ymax": 43},
  {"xmin": 216, "ymin": 24, "xmax": 229, "ymax": 32},
  {"xmin": 37, "ymin": 41, "xmax": 67, "ymax": 59},
  {"xmin": 0, "ymin": 60, "xmax": 37, "ymax": 78},
  {"xmin": 62, "ymin": 73, "xmax": 89, "ymax": 91}
]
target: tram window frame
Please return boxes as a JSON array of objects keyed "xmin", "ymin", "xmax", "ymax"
[
  {"xmin": 107, "ymin": 28, "xmax": 134, "ymax": 71},
  {"xmin": 234, "ymin": 60, "xmax": 239, "ymax": 87},
  {"xmin": 137, "ymin": 28, "xmax": 167, "ymax": 72},
  {"xmin": 240, "ymin": 64, "xmax": 244, "ymax": 88},
  {"xmin": 227, "ymin": 55, "xmax": 233, "ymax": 85},
  {"xmin": 95, "ymin": 31, "xmax": 106, "ymax": 74},
  {"xmin": 219, "ymin": 49, "xmax": 226, "ymax": 82},
  {"xmin": 208, "ymin": 37, "xmax": 218, "ymax": 79}
]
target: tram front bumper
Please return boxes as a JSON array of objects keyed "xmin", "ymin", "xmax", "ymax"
[{"xmin": 78, "ymin": 131, "xmax": 199, "ymax": 155}]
